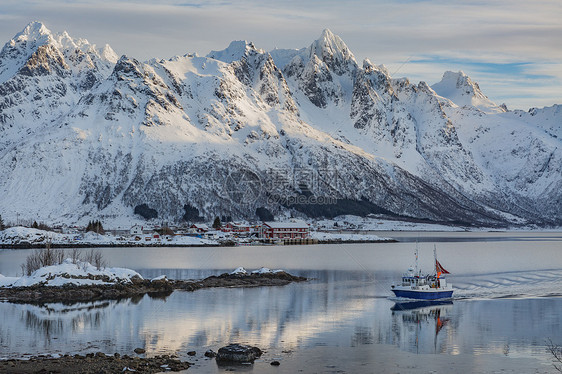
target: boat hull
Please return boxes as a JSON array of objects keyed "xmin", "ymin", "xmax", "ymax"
[{"xmin": 391, "ymin": 289, "xmax": 453, "ymax": 300}]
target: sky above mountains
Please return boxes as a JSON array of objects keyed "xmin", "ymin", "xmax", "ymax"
[{"xmin": 0, "ymin": 0, "xmax": 560, "ymax": 110}]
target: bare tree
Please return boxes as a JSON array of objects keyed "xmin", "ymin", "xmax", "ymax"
[
  {"xmin": 93, "ymin": 251, "xmax": 107, "ymax": 270},
  {"xmin": 21, "ymin": 246, "xmax": 107, "ymax": 276},
  {"xmin": 22, "ymin": 247, "xmax": 66, "ymax": 276},
  {"xmin": 70, "ymin": 248, "xmax": 81, "ymax": 264},
  {"xmin": 82, "ymin": 249, "xmax": 107, "ymax": 270},
  {"xmin": 548, "ymin": 339, "xmax": 562, "ymax": 373}
]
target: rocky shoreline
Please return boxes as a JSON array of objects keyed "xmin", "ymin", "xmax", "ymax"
[
  {"xmin": 0, "ymin": 271, "xmax": 307, "ymax": 303},
  {"xmin": 0, "ymin": 353, "xmax": 191, "ymax": 373},
  {"xmin": 0, "ymin": 344, "xmax": 272, "ymax": 373}
]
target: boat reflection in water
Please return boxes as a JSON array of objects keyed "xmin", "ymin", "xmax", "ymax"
[{"xmin": 391, "ymin": 300, "xmax": 453, "ymax": 354}]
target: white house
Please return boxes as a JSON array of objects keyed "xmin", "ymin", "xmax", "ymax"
[{"xmin": 130, "ymin": 224, "xmax": 143, "ymax": 236}]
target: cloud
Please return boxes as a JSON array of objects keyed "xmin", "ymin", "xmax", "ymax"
[{"xmin": 0, "ymin": 0, "xmax": 560, "ymax": 109}]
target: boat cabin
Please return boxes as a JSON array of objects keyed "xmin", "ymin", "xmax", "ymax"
[{"xmin": 401, "ymin": 267, "xmax": 447, "ymax": 289}]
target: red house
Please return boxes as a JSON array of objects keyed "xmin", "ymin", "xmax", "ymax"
[
  {"xmin": 190, "ymin": 223, "xmax": 209, "ymax": 233},
  {"xmin": 260, "ymin": 221, "xmax": 310, "ymax": 239}
]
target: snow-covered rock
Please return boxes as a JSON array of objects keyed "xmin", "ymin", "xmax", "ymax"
[
  {"xmin": 230, "ymin": 267, "xmax": 248, "ymax": 275},
  {"xmin": 231, "ymin": 267, "xmax": 284, "ymax": 275},
  {"xmin": 251, "ymin": 267, "xmax": 272, "ymax": 274}
]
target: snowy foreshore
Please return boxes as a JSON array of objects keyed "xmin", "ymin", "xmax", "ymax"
[
  {"xmin": 0, "ymin": 258, "xmax": 143, "ymax": 288},
  {"xmin": 0, "ymin": 258, "xmax": 173, "ymax": 302},
  {"xmin": 310, "ymin": 231, "xmax": 395, "ymax": 243},
  {"xmin": 0, "ymin": 227, "xmax": 219, "ymax": 248}
]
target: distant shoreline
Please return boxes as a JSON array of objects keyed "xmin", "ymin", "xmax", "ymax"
[
  {"xmin": 0, "ymin": 238, "xmax": 396, "ymax": 249},
  {"xmin": 0, "ymin": 243, "xmax": 222, "ymax": 249}
]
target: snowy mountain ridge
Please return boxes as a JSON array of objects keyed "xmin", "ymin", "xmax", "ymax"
[{"xmin": 0, "ymin": 22, "xmax": 561, "ymax": 227}]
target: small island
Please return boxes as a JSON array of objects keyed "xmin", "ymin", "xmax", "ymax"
[{"xmin": 0, "ymin": 251, "xmax": 307, "ymax": 303}]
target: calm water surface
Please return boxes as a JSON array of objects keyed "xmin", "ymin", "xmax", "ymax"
[{"xmin": 1, "ymin": 231, "xmax": 562, "ymax": 373}]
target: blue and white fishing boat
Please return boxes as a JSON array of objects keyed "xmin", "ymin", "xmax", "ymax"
[{"xmin": 391, "ymin": 245, "xmax": 453, "ymax": 300}]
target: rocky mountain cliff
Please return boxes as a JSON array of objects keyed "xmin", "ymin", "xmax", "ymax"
[{"xmin": 1, "ymin": 22, "xmax": 560, "ymax": 227}]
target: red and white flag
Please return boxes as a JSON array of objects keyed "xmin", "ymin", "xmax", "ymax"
[{"xmin": 435, "ymin": 260, "xmax": 450, "ymax": 277}]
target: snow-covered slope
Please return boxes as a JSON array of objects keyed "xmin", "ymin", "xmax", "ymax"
[{"xmin": 0, "ymin": 22, "xmax": 561, "ymax": 227}]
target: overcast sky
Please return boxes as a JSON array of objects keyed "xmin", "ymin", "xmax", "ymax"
[{"xmin": 1, "ymin": 0, "xmax": 560, "ymax": 110}]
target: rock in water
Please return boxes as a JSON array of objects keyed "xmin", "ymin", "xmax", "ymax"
[
  {"xmin": 216, "ymin": 344, "xmax": 262, "ymax": 363},
  {"xmin": 204, "ymin": 350, "xmax": 216, "ymax": 358}
]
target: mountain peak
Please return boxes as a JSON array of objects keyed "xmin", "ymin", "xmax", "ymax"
[
  {"xmin": 99, "ymin": 44, "xmax": 119, "ymax": 64},
  {"xmin": 0, "ymin": 21, "xmax": 58, "ymax": 83},
  {"xmin": 11, "ymin": 21, "xmax": 54, "ymax": 46},
  {"xmin": 206, "ymin": 40, "xmax": 264, "ymax": 63},
  {"xmin": 307, "ymin": 29, "xmax": 357, "ymax": 75},
  {"xmin": 319, "ymin": 28, "xmax": 336, "ymax": 41},
  {"xmin": 432, "ymin": 70, "xmax": 504, "ymax": 113},
  {"xmin": 434, "ymin": 71, "xmax": 482, "ymax": 96},
  {"xmin": 19, "ymin": 21, "xmax": 52, "ymax": 37},
  {"xmin": 8, "ymin": 21, "xmax": 52, "ymax": 47}
]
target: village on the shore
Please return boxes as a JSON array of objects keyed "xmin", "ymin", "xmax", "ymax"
[{"xmin": 0, "ymin": 214, "xmax": 467, "ymax": 247}]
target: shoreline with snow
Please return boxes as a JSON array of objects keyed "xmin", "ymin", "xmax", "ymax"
[
  {"xmin": 0, "ymin": 225, "xmax": 396, "ymax": 249},
  {"xmin": 0, "ymin": 226, "xmax": 222, "ymax": 249},
  {"xmin": 0, "ymin": 242, "xmax": 224, "ymax": 249}
]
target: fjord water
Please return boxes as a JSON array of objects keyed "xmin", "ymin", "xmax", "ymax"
[{"xmin": 1, "ymin": 232, "xmax": 562, "ymax": 373}]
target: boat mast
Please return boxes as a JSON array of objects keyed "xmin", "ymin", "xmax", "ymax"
[
  {"xmin": 415, "ymin": 242, "xmax": 419, "ymax": 276},
  {"xmin": 434, "ymin": 244, "xmax": 438, "ymax": 277}
]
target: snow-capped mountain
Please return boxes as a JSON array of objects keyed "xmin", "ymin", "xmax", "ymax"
[{"xmin": 0, "ymin": 22, "xmax": 560, "ymax": 227}]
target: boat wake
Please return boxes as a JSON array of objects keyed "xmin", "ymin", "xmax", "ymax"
[{"xmin": 451, "ymin": 269, "xmax": 562, "ymax": 300}]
